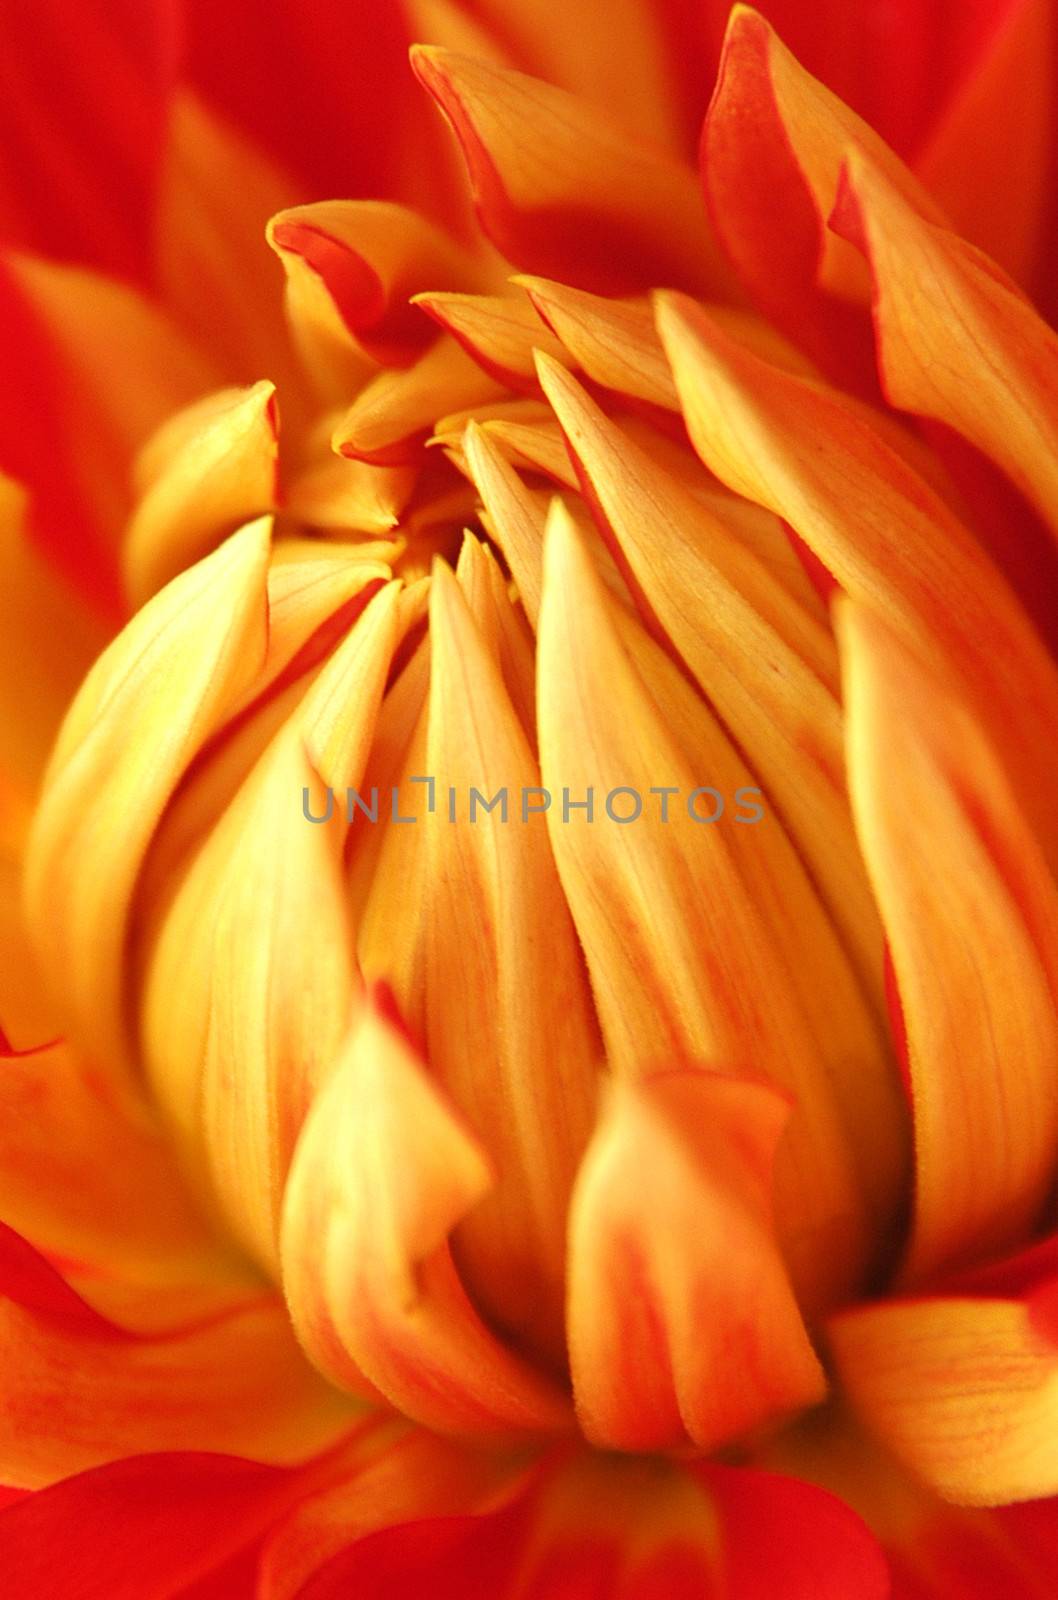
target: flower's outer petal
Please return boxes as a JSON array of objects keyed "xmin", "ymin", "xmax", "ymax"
[
  {"xmin": 655, "ymin": 291, "xmax": 1058, "ymax": 874},
  {"xmin": 830, "ymin": 1258, "xmax": 1058, "ymax": 1505},
  {"xmin": 837, "ymin": 599, "xmax": 1058, "ymax": 1284},
  {"xmin": 0, "ymin": 477, "xmax": 106, "ymax": 796},
  {"xmin": 5, "ymin": 256, "xmax": 221, "ymax": 568},
  {"xmin": 0, "ymin": 0, "xmax": 177, "ymax": 281},
  {"xmin": 289, "ymin": 1448, "xmax": 888, "ymax": 1600},
  {"xmin": 0, "ymin": 1038, "xmax": 251, "ymax": 1330},
  {"xmin": 0, "ymin": 1225, "xmax": 354, "ymax": 1489},
  {"xmin": 535, "ymin": 352, "xmax": 884, "ymax": 997},
  {"xmin": 0, "ymin": 1453, "xmax": 304, "ymax": 1600},
  {"xmin": 567, "ymin": 1070, "xmax": 825, "ymax": 1451},
  {"xmin": 269, "ymin": 201, "xmax": 488, "ymax": 370},
  {"xmin": 153, "ymin": 92, "xmax": 312, "ymax": 415},
  {"xmin": 833, "ymin": 150, "xmax": 1058, "ymax": 548},
  {"xmin": 142, "ymin": 583, "xmax": 402, "ymax": 1270},
  {"xmin": 420, "ymin": 561, "xmax": 599, "ymax": 1361},
  {"xmin": 701, "ymin": 7, "xmax": 943, "ymax": 381},
  {"xmin": 414, "ymin": 291, "xmax": 568, "ymax": 389},
  {"xmin": 24, "ymin": 520, "xmax": 271, "ymax": 1076},
  {"xmin": 280, "ymin": 986, "xmax": 572, "ymax": 1435},
  {"xmin": 258, "ymin": 1426, "xmax": 529, "ymax": 1600},
  {"xmin": 410, "ymin": 49, "xmax": 733, "ymax": 297},
  {"xmin": 333, "ymin": 335, "xmax": 505, "ymax": 465},
  {"xmin": 124, "ymin": 382, "xmax": 279, "ymax": 604},
  {"xmin": 537, "ymin": 504, "xmax": 872, "ymax": 1310}
]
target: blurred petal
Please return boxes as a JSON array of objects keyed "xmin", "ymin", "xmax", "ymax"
[
  {"xmin": 124, "ymin": 382, "xmax": 279, "ymax": 604},
  {"xmin": 655, "ymin": 291, "xmax": 1058, "ymax": 874},
  {"xmin": 0, "ymin": 1226, "xmax": 352, "ymax": 1489},
  {"xmin": 411, "ymin": 48, "xmax": 731, "ymax": 296},
  {"xmin": 142, "ymin": 582, "xmax": 402, "ymax": 1268},
  {"xmin": 25, "ymin": 520, "xmax": 271, "ymax": 1073},
  {"xmin": 838, "ymin": 600, "xmax": 1058, "ymax": 1283},
  {"xmin": 334, "ymin": 335, "xmax": 504, "ymax": 465},
  {"xmin": 279, "ymin": 986, "xmax": 572, "ymax": 1435},
  {"xmin": 0, "ymin": 0, "xmax": 177, "ymax": 280},
  {"xmin": 568, "ymin": 1070, "xmax": 824, "ymax": 1450}
]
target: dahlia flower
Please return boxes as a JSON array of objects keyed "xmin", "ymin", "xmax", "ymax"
[{"xmin": 5, "ymin": 0, "xmax": 1058, "ymax": 1592}]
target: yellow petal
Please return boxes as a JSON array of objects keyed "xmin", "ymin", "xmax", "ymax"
[
  {"xmin": 24, "ymin": 520, "xmax": 271, "ymax": 1074},
  {"xmin": 537, "ymin": 504, "xmax": 874, "ymax": 1310},
  {"xmin": 838, "ymin": 599, "xmax": 1058, "ymax": 1283},
  {"xmin": 333, "ymin": 334, "xmax": 505, "ymax": 465},
  {"xmin": 280, "ymin": 986, "xmax": 572, "ymax": 1434},
  {"xmin": 568, "ymin": 1070, "xmax": 825, "ymax": 1451},
  {"xmin": 284, "ymin": 451, "xmax": 416, "ymax": 537},
  {"xmin": 141, "ymin": 582, "xmax": 402, "ymax": 1269},
  {"xmin": 462, "ymin": 420, "xmax": 552, "ymax": 625},
  {"xmin": 413, "ymin": 289, "xmax": 567, "ymax": 388},
  {"xmin": 419, "ymin": 561, "xmax": 599, "ymax": 1361},
  {"xmin": 655, "ymin": 291, "xmax": 1058, "ymax": 873},
  {"xmin": 123, "ymin": 381, "xmax": 279, "ymax": 604},
  {"xmin": 454, "ymin": 531, "xmax": 536, "ymax": 741}
]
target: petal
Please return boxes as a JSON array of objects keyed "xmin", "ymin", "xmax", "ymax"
[
  {"xmin": 830, "ymin": 1276, "xmax": 1058, "ymax": 1505},
  {"xmin": 419, "ymin": 561, "xmax": 599, "ymax": 1361},
  {"xmin": 333, "ymin": 335, "xmax": 505, "ymax": 466},
  {"xmin": 410, "ymin": 48, "xmax": 731, "ymax": 296},
  {"xmin": 837, "ymin": 599, "xmax": 1058, "ymax": 1283},
  {"xmin": 141, "ymin": 582, "xmax": 402, "ymax": 1269},
  {"xmin": 567, "ymin": 1070, "xmax": 825, "ymax": 1451},
  {"xmin": 832, "ymin": 148, "xmax": 1058, "ymax": 546},
  {"xmin": 268, "ymin": 201, "xmax": 487, "ymax": 370},
  {"xmin": 413, "ymin": 291, "xmax": 568, "ymax": 390},
  {"xmin": 24, "ymin": 520, "xmax": 271, "ymax": 1073},
  {"xmin": 701, "ymin": 7, "xmax": 942, "ymax": 381},
  {"xmin": 279, "ymin": 985, "xmax": 572, "ymax": 1435},
  {"xmin": 0, "ymin": 1227, "xmax": 353, "ymax": 1489},
  {"xmin": 654, "ymin": 290, "xmax": 1058, "ymax": 875},
  {"xmin": 0, "ymin": 1038, "xmax": 249, "ymax": 1330},
  {"xmin": 462, "ymin": 421, "xmax": 552, "ymax": 625},
  {"xmin": 124, "ymin": 381, "xmax": 279, "ymax": 604},
  {"xmin": 0, "ymin": 0, "xmax": 177, "ymax": 280},
  {"xmin": 284, "ymin": 451, "xmax": 416, "ymax": 538},
  {"xmin": 535, "ymin": 352, "xmax": 883, "ymax": 996},
  {"xmin": 537, "ymin": 504, "xmax": 878, "ymax": 1310}
]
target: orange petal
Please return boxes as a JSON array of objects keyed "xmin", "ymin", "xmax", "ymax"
[
  {"xmin": 411, "ymin": 48, "xmax": 731, "ymax": 296},
  {"xmin": 0, "ymin": 1227, "xmax": 353, "ymax": 1490},
  {"xmin": 413, "ymin": 290, "xmax": 567, "ymax": 389},
  {"xmin": 701, "ymin": 6, "xmax": 941, "ymax": 380},
  {"xmin": 268, "ymin": 200, "xmax": 487, "ymax": 370},
  {"xmin": 284, "ymin": 451, "xmax": 416, "ymax": 537},
  {"xmin": 279, "ymin": 986, "xmax": 572, "ymax": 1435},
  {"xmin": 419, "ymin": 561, "xmax": 599, "ymax": 1361},
  {"xmin": 568, "ymin": 1069, "xmax": 825, "ymax": 1450},
  {"xmin": 24, "ymin": 520, "xmax": 271, "ymax": 1075},
  {"xmin": 462, "ymin": 420, "xmax": 551, "ymax": 625},
  {"xmin": 838, "ymin": 599, "xmax": 1058, "ymax": 1284},
  {"xmin": 123, "ymin": 381, "xmax": 279, "ymax": 604},
  {"xmin": 833, "ymin": 148, "xmax": 1058, "ymax": 545},
  {"xmin": 655, "ymin": 290, "xmax": 1058, "ymax": 874},
  {"xmin": 830, "ymin": 1264, "xmax": 1058, "ymax": 1505},
  {"xmin": 332, "ymin": 334, "xmax": 505, "ymax": 465},
  {"xmin": 454, "ymin": 532, "xmax": 536, "ymax": 742},
  {"xmin": 0, "ymin": 1038, "xmax": 250, "ymax": 1330},
  {"xmin": 537, "ymin": 504, "xmax": 875, "ymax": 1310},
  {"xmin": 141, "ymin": 582, "xmax": 402, "ymax": 1269},
  {"xmin": 536, "ymin": 352, "xmax": 882, "ymax": 995}
]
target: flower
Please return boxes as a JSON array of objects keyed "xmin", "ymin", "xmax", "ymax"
[{"xmin": 3, "ymin": 0, "xmax": 1058, "ymax": 1594}]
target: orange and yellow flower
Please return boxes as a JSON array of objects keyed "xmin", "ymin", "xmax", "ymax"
[{"xmin": 4, "ymin": 1, "xmax": 1058, "ymax": 1594}]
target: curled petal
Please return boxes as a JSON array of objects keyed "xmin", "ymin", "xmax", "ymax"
[
  {"xmin": 567, "ymin": 1070, "xmax": 825, "ymax": 1451},
  {"xmin": 333, "ymin": 335, "xmax": 504, "ymax": 465},
  {"xmin": 279, "ymin": 986, "xmax": 572, "ymax": 1435},
  {"xmin": 411, "ymin": 48, "xmax": 730, "ymax": 296},
  {"xmin": 838, "ymin": 599, "xmax": 1058, "ymax": 1283},
  {"xmin": 25, "ymin": 520, "xmax": 271, "ymax": 1073}
]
